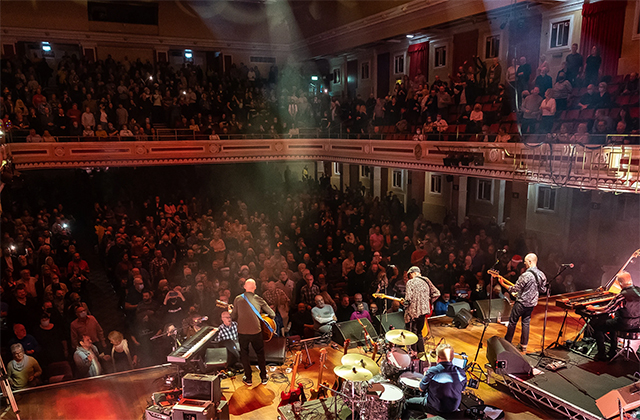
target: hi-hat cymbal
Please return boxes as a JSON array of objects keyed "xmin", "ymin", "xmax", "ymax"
[
  {"xmin": 341, "ymin": 354, "xmax": 380, "ymax": 375},
  {"xmin": 385, "ymin": 329, "xmax": 418, "ymax": 346},
  {"xmin": 334, "ymin": 365, "xmax": 373, "ymax": 381}
]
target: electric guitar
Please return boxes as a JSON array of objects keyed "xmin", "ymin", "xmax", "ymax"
[
  {"xmin": 279, "ymin": 351, "xmax": 307, "ymax": 406},
  {"xmin": 487, "ymin": 269, "xmax": 518, "ymax": 300},
  {"xmin": 331, "ymin": 339, "xmax": 350, "ymax": 396},
  {"xmin": 372, "ymin": 293, "xmax": 405, "ymax": 305},
  {"xmin": 309, "ymin": 348, "xmax": 328, "ymax": 400},
  {"xmin": 216, "ymin": 299, "xmax": 277, "ymax": 342}
]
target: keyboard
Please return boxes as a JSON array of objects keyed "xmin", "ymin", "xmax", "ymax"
[
  {"xmin": 556, "ymin": 290, "xmax": 617, "ymax": 310},
  {"xmin": 167, "ymin": 326, "xmax": 217, "ymax": 363}
]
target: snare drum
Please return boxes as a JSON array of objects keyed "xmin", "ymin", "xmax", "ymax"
[
  {"xmin": 398, "ymin": 371, "xmax": 424, "ymax": 398},
  {"xmin": 366, "ymin": 382, "xmax": 404, "ymax": 420},
  {"xmin": 381, "ymin": 347, "xmax": 411, "ymax": 382}
]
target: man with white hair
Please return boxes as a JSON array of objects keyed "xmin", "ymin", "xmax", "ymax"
[
  {"xmin": 496, "ymin": 253, "xmax": 547, "ymax": 352},
  {"xmin": 231, "ymin": 278, "xmax": 275, "ymax": 386},
  {"xmin": 404, "ymin": 266, "xmax": 440, "ymax": 355},
  {"xmin": 587, "ymin": 271, "xmax": 640, "ymax": 361}
]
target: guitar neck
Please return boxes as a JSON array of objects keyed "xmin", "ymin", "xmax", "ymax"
[
  {"xmin": 289, "ymin": 352, "xmax": 301, "ymax": 393},
  {"xmin": 373, "ymin": 293, "xmax": 403, "ymax": 302}
]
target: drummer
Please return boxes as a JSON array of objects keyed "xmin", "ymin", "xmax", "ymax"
[{"xmin": 401, "ymin": 343, "xmax": 467, "ymax": 419}]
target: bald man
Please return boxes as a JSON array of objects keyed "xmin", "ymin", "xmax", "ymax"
[
  {"xmin": 231, "ymin": 278, "xmax": 276, "ymax": 386},
  {"xmin": 587, "ymin": 271, "xmax": 640, "ymax": 361},
  {"xmin": 497, "ymin": 253, "xmax": 547, "ymax": 352}
]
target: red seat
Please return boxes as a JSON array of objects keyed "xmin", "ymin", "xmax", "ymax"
[
  {"xmin": 565, "ymin": 109, "xmax": 580, "ymax": 120},
  {"xmin": 477, "ymin": 95, "xmax": 490, "ymax": 104},
  {"xmin": 630, "ymin": 107, "xmax": 640, "ymax": 119},
  {"xmin": 482, "ymin": 104, "xmax": 493, "ymax": 112},
  {"xmin": 446, "ymin": 124, "xmax": 458, "ymax": 133},
  {"xmin": 617, "ymin": 96, "xmax": 631, "ymax": 106},
  {"xmin": 607, "ymin": 84, "xmax": 619, "ymax": 95},
  {"xmin": 629, "ymin": 95, "xmax": 640, "ymax": 105},
  {"xmin": 612, "ymin": 75, "xmax": 625, "ymax": 84},
  {"xmin": 505, "ymin": 112, "xmax": 518, "ymax": 122},
  {"xmin": 457, "ymin": 125, "xmax": 467, "ymax": 133},
  {"xmin": 489, "ymin": 123, "xmax": 499, "ymax": 133},
  {"xmin": 609, "ymin": 108, "xmax": 622, "ymax": 120},
  {"xmin": 579, "ymin": 109, "xmax": 595, "ymax": 120}
]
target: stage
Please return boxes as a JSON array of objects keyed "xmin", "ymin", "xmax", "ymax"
[{"xmin": 2, "ymin": 297, "xmax": 636, "ymax": 420}]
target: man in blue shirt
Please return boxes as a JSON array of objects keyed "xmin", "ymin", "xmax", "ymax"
[{"xmin": 402, "ymin": 343, "xmax": 467, "ymax": 418}]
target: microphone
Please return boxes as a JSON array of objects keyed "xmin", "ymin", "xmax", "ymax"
[
  {"xmin": 499, "ymin": 248, "xmax": 508, "ymax": 254},
  {"xmin": 561, "ymin": 263, "xmax": 575, "ymax": 269},
  {"xmin": 430, "ymin": 337, "xmax": 446, "ymax": 358},
  {"xmin": 194, "ymin": 316, "xmax": 209, "ymax": 323}
]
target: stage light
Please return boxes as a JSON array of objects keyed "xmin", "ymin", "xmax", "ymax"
[
  {"xmin": 184, "ymin": 49, "xmax": 193, "ymax": 59},
  {"xmin": 324, "ymin": 89, "xmax": 328, "ymax": 93},
  {"xmin": 42, "ymin": 42, "xmax": 52, "ymax": 52},
  {"xmin": 311, "ymin": 75, "xmax": 319, "ymax": 81},
  {"xmin": 406, "ymin": 34, "xmax": 414, "ymax": 39},
  {"xmin": 149, "ymin": 76, "xmax": 153, "ymax": 81}
]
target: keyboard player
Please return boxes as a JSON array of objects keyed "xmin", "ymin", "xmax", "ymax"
[{"xmin": 587, "ymin": 271, "xmax": 640, "ymax": 361}]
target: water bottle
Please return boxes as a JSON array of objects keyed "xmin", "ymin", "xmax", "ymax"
[{"xmin": 497, "ymin": 312, "xmax": 502, "ymax": 323}]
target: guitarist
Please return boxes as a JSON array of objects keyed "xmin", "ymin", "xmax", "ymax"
[
  {"xmin": 231, "ymin": 279, "xmax": 276, "ymax": 386},
  {"xmin": 405, "ymin": 266, "xmax": 441, "ymax": 356},
  {"xmin": 496, "ymin": 253, "xmax": 547, "ymax": 353}
]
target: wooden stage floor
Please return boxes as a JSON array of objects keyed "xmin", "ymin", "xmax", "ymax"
[{"xmin": 1, "ymin": 298, "xmax": 610, "ymax": 420}]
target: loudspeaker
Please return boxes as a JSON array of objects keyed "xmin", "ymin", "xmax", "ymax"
[
  {"xmin": 172, "ymin": 399, "xmax": 215, "ymax": 420},
  {"xmin": 249, "ymin": 336, "xmax": 287, "ymax": 365},
  {"xmin": 596, "ymin": 381, "xmax": 640, "ymax": 419},
  {"xmin": 452, "ymin": 308, "xmax": 473, "ymax": 329},
  {"xmin": 447, "ymin": 302, "xmax": 471, "ymax": 318},
  {"xmin": 182, "ymin": 373, "xmax": 222, "ymax": 403},
  {"xmin": 205, "ymin": 348, "xmax": 228, "ymax": 369},
  {"xmin": 332, "ymin": 318, "xmax": 379, "ymax": 347},
  {"xmin": 376, "ymin": 312, "xmax": 406, "ymax": 334},
  {"xmin": 486, "ymin": 336, "xmax": 532, "ymax": 375},
  {"xmin": 473, "ymin": 299, "xmax": 512, "ymax": 322}
]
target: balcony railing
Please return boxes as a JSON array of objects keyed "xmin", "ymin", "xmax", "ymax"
[{"xmin": 3, "ymin": 135, "xmax": 640, "ymax": 193}]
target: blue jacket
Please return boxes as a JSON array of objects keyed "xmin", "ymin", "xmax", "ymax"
[{"xmin": 419, "ymin": 361, "xmax": 467, "ymax": 413}]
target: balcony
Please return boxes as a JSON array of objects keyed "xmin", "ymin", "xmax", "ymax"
[{"xmin": 2, "ymin": 135, "xmax": 640, "ymax": 193}]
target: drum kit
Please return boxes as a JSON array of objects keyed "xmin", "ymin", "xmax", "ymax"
[{"xmin": 332, "ymin": 328, "xmax": 429, "ymax": 419}]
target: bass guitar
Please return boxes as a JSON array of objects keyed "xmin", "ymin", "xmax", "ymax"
[
  {"xmin": 309, "ymin": 348, "xmax": 328, "ymax": 400},
  {"xmin": 279, "ymin": 351, "xmax": 306, "ymax": 406},
  {"xmin": 487, "ymin": 270, "xmax": 518, "ymax": 300},
  {"xmin": 217, "ymin": 299, "xmax": 277, "ymax": 342}
]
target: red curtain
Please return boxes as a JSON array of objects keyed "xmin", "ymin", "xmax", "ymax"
[
  {"xmin": 408, "ymin": 41, "xmax": 429, "ymax": 84},
  {"xmin": 580, "ymin": 0, "xmax": 627, "ymax": 77}
]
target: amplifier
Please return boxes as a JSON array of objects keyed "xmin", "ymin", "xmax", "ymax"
[
  {"xmin": 182, "ymin": 373, "xmax": 221, "ymax": 403},
  {"xmin": 172, "ymin": 398, "xmax": 214, "ymax": 420},
  {"xmin": 145, "ymin": 405, "xmax": 172, "ymax": 420}
]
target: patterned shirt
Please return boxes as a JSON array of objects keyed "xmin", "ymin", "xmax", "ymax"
[
  {"xmin": 300, "ymin": 284, "xmax": 320, "ymax": 307},
  {"xmin": 263, "ymin": 288, "xmax": 289, "ymax": 307},
  {"xmin": 509, "ymin": 267, "xmax": 546, "ymax": 307},
  {"xmin": 212, "ymin": 321, "xmax": 238, "ymax": 343},
  {"xmin": 404, "ymin": 275, "xmax": 441, "ymax": 323}
]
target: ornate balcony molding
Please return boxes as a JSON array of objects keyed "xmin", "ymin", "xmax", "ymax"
[{"xmin": 5, "ymin": 139, "xmax": 640, "ymax": 193}]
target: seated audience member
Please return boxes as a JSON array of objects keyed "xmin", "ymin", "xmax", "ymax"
[
  {"xmin": 288, "ymin": 302, "xmax": 314, "ymax": 338},
  {"xmin": 119, "ymin": 124, "xmax": 134, "ymax": 138},
  {"xmin": 26, "ymin": 129, "xmax": 43, "ymax": 143},
  {"xmin": 8, "ymin": 323, "xmax": 41, "ymax": 358},
  {"xmin": 42, "ymin": 130, "xmax": 56, "ymax": 142},
  {"xmin": 105, "ymin": 330, "xmax": 137, "ymax": 373},
  {"xmin": 351, "ymin": 293, "xmax": 370, "ymax": 312},
  {"xmin": 311, "ymin": 295, "xmax": 336, "ymax": 335},
  {"xmin": 433, "ymin": 293, "xmax": 456, "ymax": 316},
  {"xmin": 593, "ymin": 82, "xmax": 612, "ymax": 109},
  {"xmin": 95, "ymin": 124, "xmax": 108, "ymax": 139},
  {"xmin": 539, "ymin": 89, "xmax": 556, "ymax": 134},
  {"xmin": 7, "ymin": 343, "xmax": 42, "ymax": 390},
  {"xmin": 620, "ymin": 72, "xmax": 638, "ymax": 96},
  {"xmin": 210, "ymin": 311, "xmax": 242, "ymax": 373},
  {"xmin": 495, "ymin": 125, "xmax": 511, "ymax": 143},
  {"xmin": 402, "ymin": 343, "xmax": 467, "ymax": 418},
  {"xmin": 468, "ymin": 104, "xmax": 484, "ymax": 134},
  {"xmin": 350, "ymin": 302, "xmax": 372, "ymax": 322},
  {"xmin": 570, "ymin": 123, "xmax": 590, "ymax": 145},
  {"xmin": 73, "ymin": 335, "xmax": 104, "ymax": 378},
  {"xmin": 552, "ymin": 75, "xmax": 572, "ymax": 111},
  {"xmin": 553, "ymin": 123, "xmax": 571, "ymax": 143},
  {"xmin": 412, "ymin": 127, "xmax": 425, "ymax": 142},
  {"xmin": 591, "ymin": 120, "xmax": 611, "ymax": 144},
  {"xmin": 578, "ymin": 84, "xmax": 598, "ymax": 110},
  {"xmin": 336, "ymin": 294, "xmax": 354, "ymax": 322},
  {"xmin": 434, "ymin": 114, "xmax": 448, "ymax": 134},
  {"xmin": 591, "ymin": 108, "xmax": 614, "ymax": 133}
]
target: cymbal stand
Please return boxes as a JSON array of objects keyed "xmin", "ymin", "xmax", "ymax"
[
  {"xmin": 298, "ymin": 336, "xmax": 316, "ymax": 369},
  {"xmin": 0, "ymin": 355, "xmax": 20, "ymax": 420}
]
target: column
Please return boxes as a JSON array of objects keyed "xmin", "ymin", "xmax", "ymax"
[
  {"xmin": 457, "ymin": 176, "xmax": 468, "ymax": 224},
  {"xmin": 373, "ymin": 166, "xmax": 381, "ymax": 198}
]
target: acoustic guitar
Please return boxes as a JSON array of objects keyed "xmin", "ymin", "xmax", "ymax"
[
  {"xmin": 487, "ymin": 269, "xmax": 518, "ymax": 300},
  {"xmin": 279, "ymin": 351, "xmax": 306, "ymax": 407},
  {"xmin": 331, "ymin": 339, "xmax": 350, "ymax": 396},
  {"xmin": 217, "ymin": 299, "xmax": 277, "ymax": 342},
  {"xmin": 309, "ymin": 348, "xmax": 328, "ymax": 400}
]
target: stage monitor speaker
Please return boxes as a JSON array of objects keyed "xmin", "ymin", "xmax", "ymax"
[
  {"xmin": 376, "ymin": 312, "xmax": 406, "ymax": 334},
  {"xmin": 249, "ymin": 336, "xmax": 287, "ymax": 365},
  {"xmin": 172, "ymin": 399, "xmax": 214, "ymax": 420},
  {"xmin": 205, "ymin": 348, "xmax": 228, "ymax": 369},
  {"xmin": 182, "ymin": 373, "xmax": 221, "ymax": 403},
  {"xmin": 486, "ymin": 335, "xmax": 532, "ymax": 375},
  {"xmin": 332, "ymin": 318, "xmax": 378, "ymax": 347},
  {"xmin": 452, "ymin": 308, "xmax": 473, "ymax": 329},
  {"xmin": 596, "ymin": 381, "xmax": 640, "ymax": 419},
  {"xmin": 447, "ymin": 302, "xmax": 471, "ymax": 318},
  {"xmin": 473, "ymin": 299, "xmax": 512, "ymax": 322}
]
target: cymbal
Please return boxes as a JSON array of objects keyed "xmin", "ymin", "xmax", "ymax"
[
  {"xmin": 385, "ymin": 329, "xmax": 418, "ymax": 346},
  {"xmin": 333, "ymin": 365, "xmax": 373, "ymax": 382},
  {"xmin": 341, "ymin": 354, "xmax": 380, "ymax": 375}
]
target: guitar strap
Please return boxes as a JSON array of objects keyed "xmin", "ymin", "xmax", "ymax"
[{"xmin": 241, "ymin": 293, "xmax": 275, "ymax": 334}]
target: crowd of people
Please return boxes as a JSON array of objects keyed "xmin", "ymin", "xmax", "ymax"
[
  {"xmin": 1, "ymin": 43, "xmax": 637, "ymax": 146},
  {"xmin": 0, "ymin": 165, "xmax": 597, "ymax": 389}
]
